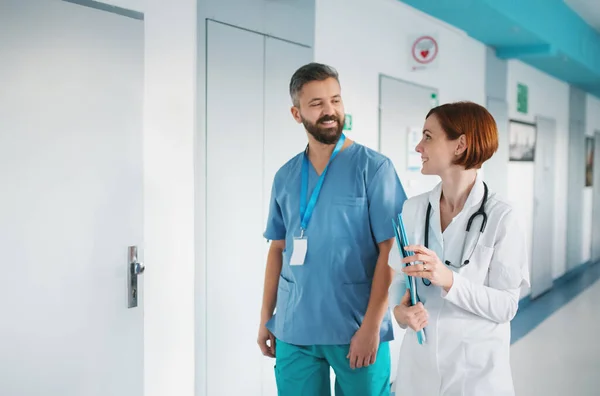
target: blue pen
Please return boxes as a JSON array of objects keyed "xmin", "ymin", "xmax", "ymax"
[{"xmin": 392, "ymin": 214, "xmax": 427, "ymax": 345}]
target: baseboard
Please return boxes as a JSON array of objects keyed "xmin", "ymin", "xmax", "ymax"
[
  {"xmin": 512, "ymin": 258, "xmax": 600, "ymax": 344},
  {"xmin": 518, "ymin": 259, "xmax": 597, "ymax": 307},
  {"xmin": 518, "ymin": 294, "xmax": 533, "ymax": 310},
  {"xmin": 553, "ymin": 259, "xmax": 596, "ymax": 287}
]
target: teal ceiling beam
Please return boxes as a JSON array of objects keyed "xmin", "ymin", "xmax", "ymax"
[{"xmin": 399, "ymin": 0, "xmax": 600, "ymax": 98}]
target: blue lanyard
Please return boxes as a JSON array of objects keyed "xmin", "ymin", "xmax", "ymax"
[{"xmin": 300, "ymin": 134, "xmax": 346, "ymax": 236}]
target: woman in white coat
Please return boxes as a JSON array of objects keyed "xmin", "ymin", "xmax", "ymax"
[{"xmin": 390, "ymin": 101, "xmax": 530, "ymax": 396}]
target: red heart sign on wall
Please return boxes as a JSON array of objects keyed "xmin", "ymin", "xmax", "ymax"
[{"xmin": 411, "ymin": 36, "xmax": 438, "ymax": 66}]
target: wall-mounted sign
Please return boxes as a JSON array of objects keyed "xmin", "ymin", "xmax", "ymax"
[
  {"xmin": 517, "ymin": 83, "xmax": 528, "ymax": 114},
  {"xmin": 409, "ymin": 34, "xmax": 439, "ymax": 71},
  {"xmin": 343, "ymin": 114, "xmax": 352, "ymax": 131},
  {"xmin": 407, "ymin": 126, "xmax": 422, "ymax": 171},
  {"xmin": 430, "ymin": 92, "xmax": 439, "ymax": 108}
]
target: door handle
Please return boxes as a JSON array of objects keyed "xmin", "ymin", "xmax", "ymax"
[{"xmin": 128, "ymin": 246, "xmax": 145, "ymax": 308}]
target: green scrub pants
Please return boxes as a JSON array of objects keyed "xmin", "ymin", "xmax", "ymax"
[{"xmin": 274, "ymin": 339, "xmax": 391, "ymax": 396}]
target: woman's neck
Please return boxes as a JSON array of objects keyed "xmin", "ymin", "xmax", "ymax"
[{"xmin": 439, "ymin": 169, "xmax": 478, "ymax": 214}]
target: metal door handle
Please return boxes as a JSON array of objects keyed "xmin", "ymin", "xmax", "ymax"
[
  {"xmin": 128, "ymin": 246, "xmax": 144, "ymax": 308},
  {"xmin": 131, "ymin": 261, "xmax": 145, "ymax": 275}
]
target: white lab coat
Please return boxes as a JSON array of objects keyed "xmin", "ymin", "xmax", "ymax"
[{"xmin": 389, "ymin": 173, "xmax": 530, "ymax": 396}]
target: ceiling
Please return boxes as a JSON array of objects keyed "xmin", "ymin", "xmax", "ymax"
[
  {"xmin": 399, "ymin": 0, "xmax": 600, "ymax": 98},
  {"xmin": 565, "ymin": 0, "xmax": 600, "ymax": 32}
]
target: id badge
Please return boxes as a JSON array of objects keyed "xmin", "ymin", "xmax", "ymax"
[{"xmin": 290, "ymin": 232, "xmax": 308, "ymax": 266}]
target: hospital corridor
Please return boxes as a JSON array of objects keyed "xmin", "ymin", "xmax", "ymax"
[
  {"xmin": 1, "ymin": 0, "xmax": 600, "ymax": 395},
  {"xmin": 510, "ymin": 271, "xmax": 600, "ymax": 396}
]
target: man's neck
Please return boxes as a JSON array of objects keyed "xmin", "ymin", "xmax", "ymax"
[{"xmin": 306, "ymin": 135, "xmax": 353, "ymax": 175}]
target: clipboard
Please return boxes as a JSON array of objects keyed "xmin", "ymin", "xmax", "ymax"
[{"xmin": 392, "ymin": 213, "xmax": 427, "ymax": 345}]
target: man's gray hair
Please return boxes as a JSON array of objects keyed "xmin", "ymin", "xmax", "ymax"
[{"xmin": 289, "ymin": 63, "xmax": 339, "ymax": 107}]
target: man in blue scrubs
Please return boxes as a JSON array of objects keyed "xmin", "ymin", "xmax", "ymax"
[{"xmin": 257, "ymin": 63, "xmax": 407, "ymax": 395}]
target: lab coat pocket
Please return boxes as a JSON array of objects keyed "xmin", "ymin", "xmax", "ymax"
[
  {"xmin": 275, "ymin": 276, "xmax": 293, "ymax": 335},
  {"xmin": 457, "ymin": 244, "xmax": 495, "ymax": 285}
]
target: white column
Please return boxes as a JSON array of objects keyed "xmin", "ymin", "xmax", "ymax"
[{"xmin": 143, "ymin": 0, "xmax": 197, "ymax": 395}]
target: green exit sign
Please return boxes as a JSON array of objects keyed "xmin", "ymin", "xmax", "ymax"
[
  {"xmin": 431, "ymin": 92, "xmax": 438, "ymax": 108},
  {"xmin": 343, "ymin": 114, "xmax": 352, "ymax": 131},
  {"xmin": 517, "ymin": 83, "xmax": 528, "ymax": 114}
]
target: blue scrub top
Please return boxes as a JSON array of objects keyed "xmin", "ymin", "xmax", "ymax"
[{"xmin": 264, "ymin": 142, "xmax": 407, "ymax": 346}]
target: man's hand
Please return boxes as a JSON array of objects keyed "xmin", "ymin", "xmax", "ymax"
[
  {"xmin": 346, "ymin": 325, "xmax": 380, "ymax": 369},
  {"xmin": 257, "ymin": 323, "xmax": 276, "ymax": 358},
  {"xmin": 257, "ymin": 240, "xmax": 284, "ymax": 359}
]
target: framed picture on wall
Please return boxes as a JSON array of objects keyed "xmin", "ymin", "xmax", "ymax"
[
  {"xmin": 509, "ymin": 121, "xmax": 536, "ymax": 161},
  {"xmin": 585, "ymin": 136, "xmax": 594, "ymax": 187}
]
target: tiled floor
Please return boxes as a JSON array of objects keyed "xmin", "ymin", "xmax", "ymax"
[{"xmin": 510, "ymin": 279, "xmax": 600, "ymax": 396}]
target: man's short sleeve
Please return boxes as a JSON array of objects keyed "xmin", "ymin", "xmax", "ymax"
[
  {"xmin": 367, "ymin": 159, "xmax": 407, "ymax": 244},
  {"xmin": 263, "ymin": 180, "xmax": 286, "ymax": 241}
]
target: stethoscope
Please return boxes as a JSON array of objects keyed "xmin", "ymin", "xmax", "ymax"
[{"xmin": 421, "ymin": 182, "xmax": 489, "ymax": 286}]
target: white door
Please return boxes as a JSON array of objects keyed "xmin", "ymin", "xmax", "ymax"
[
  {"xmin": 379, "ymin": 75, "xmax": 440, "ymax": 198},
  {"xmin": 0, "ymin": 1, "xmax": 145, "ymax": 395},
  {"xmin": 378, "ymin": 75, "xmax": 438, "ymax": 385},
  {"xmin": 592, "ymin": 131, "xmax": 600, "ymax": 262},
  {"xmin": 530, "ymin": 116, "xmax": 556, "ymax": 298},
  {"xmin": 205, "ymin": 20, "xmax": 311, "ymax": 396}
]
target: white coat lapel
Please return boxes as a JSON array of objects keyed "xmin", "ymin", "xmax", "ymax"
[
  {"xmin": 458, "ymin": 172, "xmax": 487, "ymax": 264},
  {"xmin": 427, "ymin": 183, "xmax": 444, "ymax": 249}
]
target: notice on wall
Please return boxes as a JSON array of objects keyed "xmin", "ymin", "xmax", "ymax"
[
  {"xmin": 409, "ymin": 34, "xmax": 439, "ymax": 71},
  {"xmin": 407, "ymin": 126, "xmax": 422, "ymax": 171}
]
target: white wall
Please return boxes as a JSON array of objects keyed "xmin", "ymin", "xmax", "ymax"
[
  {"xmin": 587, "ymin": 94, "xmax": 600, "ymax": 140},
  {"xmin": 506, "ymin": 60, "xmax": 570, "ymax": 280},
  {"xmin": 315, "ymin": 0, "xmax": 486, "ymax": 153},
  {"xmin": 142, "ymin": 0, "xmax": 197, "ymax": 394},
  {"xmin": 584, "ymin": 94, "xmax": 600, "ymax": 262},
  {"xmin": 93, "ymin": 0, "xmax": 198, "ymax": 394},
  {"xmin": 506, "ymin": 121, "xmax": 535, "ymax": 293}
]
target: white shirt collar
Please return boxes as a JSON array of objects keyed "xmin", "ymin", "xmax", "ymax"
[
  {"xmin": 462, "ymin": 171, "xmax": 486, "ymax": 212},
  {"xmin": 428, "ymin": 171, "xmax": 485, "ymax": 214},
  {"xmin": 426, "ymin": 172, "xmax": 485, "ymax": 243}
]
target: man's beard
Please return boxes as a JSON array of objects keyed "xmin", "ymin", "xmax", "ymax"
[{"xmin": 302, "ymin": 114, "xmax": 344, "ymax": 145}]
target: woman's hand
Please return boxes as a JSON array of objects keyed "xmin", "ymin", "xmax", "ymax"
[
  {"xmin": 402, "ymin": 244, "xmax": 454, "ymax": 292},
  {"xmin": 393, "ymin": 289, "xmax": 428, "ymax": 331}
]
